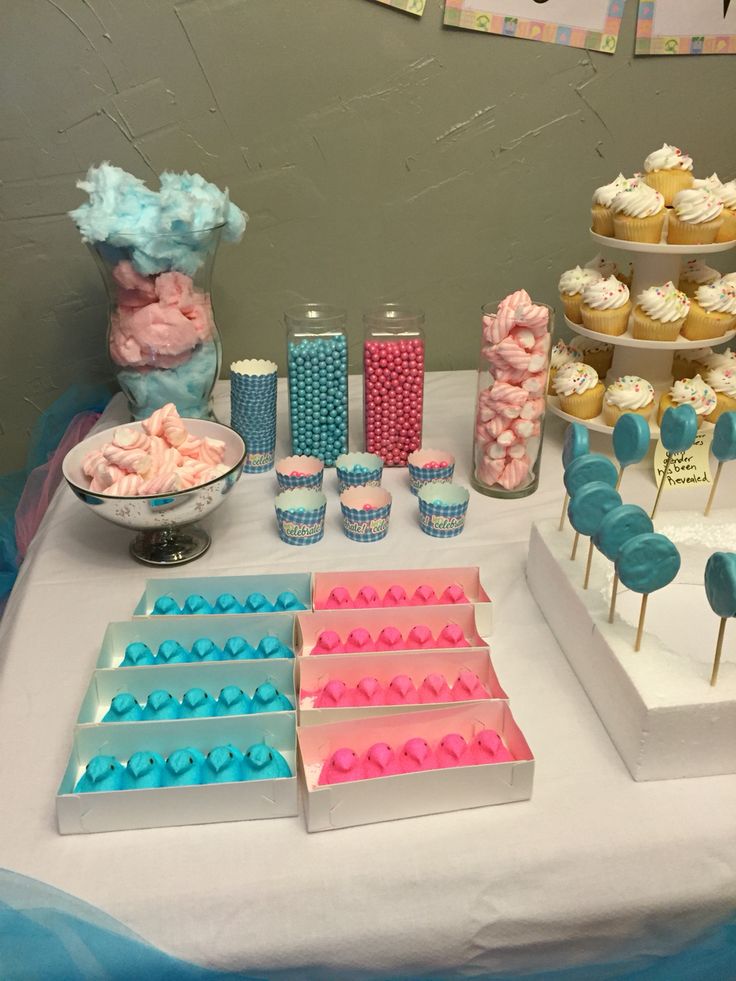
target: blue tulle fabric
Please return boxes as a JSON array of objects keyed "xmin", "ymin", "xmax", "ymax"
[
  {"xmin": 69, "ymin": 163, "xmax": 247, "ymax": 276},
  {"xmin": 0, "ymin": 867, "xmax": 734, "ymax": 980}
]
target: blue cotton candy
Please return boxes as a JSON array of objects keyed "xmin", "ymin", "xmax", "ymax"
[
  {"xmin": 69, "ymin": 163, "xmax": 247, "ymax": 275},
  {"xmin": 117, "ymin": 342, "xmax": 219, "ymax": 421}
]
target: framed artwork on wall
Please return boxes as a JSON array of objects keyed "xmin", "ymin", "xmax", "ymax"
[{"xmin": 635, "ymin": 1, "xmax": 736, "ymax": 55}]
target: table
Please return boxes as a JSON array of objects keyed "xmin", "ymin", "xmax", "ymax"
[{"xmin": 1, "ymin": 372, "xmax": 734, "ymax": 980}]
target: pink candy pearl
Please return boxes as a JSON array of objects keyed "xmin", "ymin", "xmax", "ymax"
[{"xmin": 364, "ymin": 338, "xmax": 424, "ymax": 466}]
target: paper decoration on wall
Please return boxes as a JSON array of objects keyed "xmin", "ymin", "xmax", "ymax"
[
  {"xmin": 444, "ymin": 0, "xmax": 625, "ymax": 53},
  {"xmin": 371, "ymin": 0, "xmax": 426, "ymax": 14},
  {"xmin": 636, "ymin": 1, "xmax": 736, "ymax": 54}
]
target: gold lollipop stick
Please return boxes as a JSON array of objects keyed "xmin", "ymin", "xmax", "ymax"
[
  {"xmin": 650, "ymin": 453, "xmax": 672, "ymax": 520},
  {"xmin": 583, "ymin": 539, "xmax": 595, "ymax": 590},
  {"xmin": 710, "ymin": 617, "xmax": 728, "ymax": 687},
  {"xmin": 615, "ymin": 467, "xmax": 624, "ymax": 492},
  {"xmin": 559, "ymin": 492, "xmax": 569, "ymax": 531},
  {"xmin": 570, "ymin": 531, "xmax": 580, "ymax": 561},
  {"xmin": 608, "ymin": 572, "xmax": 619, "ymax": 624},
  {"xmin": 704, "ymin": 460, "xmax": 724, "ymax": 518},
  {"xmin": 634, "ymin": 593, "xmax": 649, "ymax": 652}
]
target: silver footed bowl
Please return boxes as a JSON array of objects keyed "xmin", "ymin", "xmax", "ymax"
[{"xmin": 62, "ymin": 418, "xmax": 245, "ymax": 566}]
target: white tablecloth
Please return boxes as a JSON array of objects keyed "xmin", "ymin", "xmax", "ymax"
[{"xmin": 0, "ymin": 372, "xmax": 734, "ymax": 979}]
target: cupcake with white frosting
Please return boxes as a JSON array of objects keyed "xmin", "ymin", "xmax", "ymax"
[
  {"xmin": 677, "ymin": 258, "xmax": 721, "ymax": 298},
  {"xmin": 631, "ymin": 281, "xmax": 690, "ymax": 342},
  {"xmin": 657, "ymin": 375, "xmax": 717, "ymax": 428},
  {"xmin": 602, "ymin": 375, "xmax": 655, "ymax": 426},
  {"xmin": 721, "ymin": 273, "xmax": 736, "ymax": 288},
  {"xmin": 713, "ymin": 180, "xmax": 736, "ymax": 243},
  {"xmin": 585, "ymin": 254, "xmax": 631, "ymax": 287},
  {"xmin": 705, "ymin": 366, "xmax": 736, "ymax": 422},
  {"xmin": 569, "ymin": 336, "xmax": 614, "ymax": 377},
  {"xmin": 643, "ymin": 144, "xmax": 694, "ymax": 205},
  {"xmin": 702, "ymin": 347, "xmax": 736, "ymax": 371},
  {"xmin": 548, "ymin": 340, "xmax": 577, "ymax": 394},
  {"xmin": 591, "ymin": 173, "xmax": 628, "ymax": 237},
  {"xmin": 553, "ymin": 362, "xmax": 604, "ymax": 419},
  {"xmin": 611, "ymin": 183, "xmax": 666, "ymax": 244},
  {"xmin": 672, "ymin": 346, "xmax": 713, "ymax": 382},
  {"xmin": 668, "ymin": 188, "xmax": 723, "ymax": 245},
  {"xmin": 558, "ymin": 265, "xmax": 602, "ymax": 324},
  {"xmin": 682, "ymin": 282, "xmax": 736, "ymax": 341},
  {"xmin": 580, "ymin": 275, "xmax": 631, "ymax": 336}
]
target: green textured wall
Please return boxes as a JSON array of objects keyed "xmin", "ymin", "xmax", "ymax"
[{"xmin": 1, "ymin": 0, "xmax": 734, "ymax": 471}]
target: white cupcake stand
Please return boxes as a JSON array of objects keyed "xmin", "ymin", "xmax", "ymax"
[{"xmin": 548, "ymin": 232, "xmax": 736, "ymax": 437}]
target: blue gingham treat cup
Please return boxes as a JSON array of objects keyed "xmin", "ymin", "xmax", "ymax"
[
  {"xmin": 274, "ymin": 488, "xmax": 327, "ymax": 546},
  {"xmin": 335, "ymin": 452, "xmax": 383, "ymax": 494},
  {"xmin": 275, "ymin": 455, "xmax": 324, "ymax": 491},
  {"xmin": 231, "ymin": 359, "xmax": 278, "ymax": 473},
  {"xmin": 417, "ymin": 483, "xmax": 469, "ymax": 539},
  {"xmin": 340, "ymin": 487, "xmax": 392, "ymax": 543},
  {"xmin": 407, "ymin": 448, "xmax": 455, "ymax": 496}
]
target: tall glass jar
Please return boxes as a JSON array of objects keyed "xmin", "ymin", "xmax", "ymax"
[
  {"xmin": 91, "ymin": 226, "xmax": 223, "ymax": 421},
  {"xmin": 472, "ymin": 296, "xmax": 553, "ymax": 498},
  {"xmin": 285, "ymin": 304, "xmax": 348, "ymax": 466},
  {"xmin": 363, "ymin": 304, "xmax": 425, "ymax": 467}
]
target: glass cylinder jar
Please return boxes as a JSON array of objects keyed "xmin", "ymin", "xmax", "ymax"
[
  {"xmin": 91, "ymin": 226, "xmax": 223, "ymax": 421},
  {"xmin": 285, "ymin": 304, "xmax": 348, "ymax": 466},
  {"xmin": 472, "ymin": 297, "xmax": 553, "ymax": 498},
  {"xmin": 363, "ymin": 304, "xmax": 425, "ymax": 467}
]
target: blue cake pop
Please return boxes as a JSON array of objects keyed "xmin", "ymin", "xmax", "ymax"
[
  {"xmin": 257, "ymin": 636, "xmax": 293, "ymax": 659},
  {"xmin": 74, "ymin": 755, "xmax": 126, "ymax": 793},
  {"xmin": 163, "ymin": 748, "xmax": 206, "ymax": 787},
  {"xmin": 156, "ymin": 640, "xmax": 192, "ymax": 664},
  {"xmin": 712, "ymin": 412, "xmax": 736, "ymax": 462},
  {"xmin": 216, "ymin": 685, "xmax": 252, "ymax": 716},
  {"xmin": 616, "ymin": 533, "xmax": 681, "ymax": 594},
  {"xmin": 102, "ymin": 693, "xmax": 144, "ymax": 723},
  {"xmin": 242, "ymin": 592, "xmax": 273, "ymax": 614},
  {"xmin": 660, "ymin": 404, "xmax": 698, "ymax": 453},
  {"xmin": 120, "ymin": 642, "xmax": 155, "ymax": 667},
  {"xmin": 142, "ymin": 690, "xmax": 181, "ymax": 721},
  {"xmin": 182, "ymin": 594, "xmax": 214, "ymax": 615},
  {"xmin": 203, "ymin": 744, "xmax": 245, "ymax": 784},
  {"xmin": 222, "ymin": 636, "xmax": 258, "ymax": 660},
  {"xmin": 705, "ymin": 552, "xmax": 736, "ymax": 619},
  {"xmin": 123, "ymin": 751, "xmax": 166, "ymax": 789},
  {"xmin": 563, "ymin": 454, "xmax": 618, "ymax": 496},
  {"xmin": 613, "ymin": 413, "xmax": 650, "ymax": 469},
  {"xmin": 273, "ymin": 591, "xmax": 306, "ymax": 612},
  {"xmin": 181, "ymin": 687, "xmax": 217, "ymax": 718},
  {"xmin": 568, "ymin": 482, "xmax": 622, "ymax": 537},
  {"xmin": 152, "ymin": 596, "xmax": 181, "ymax": 616},
  {"xmin": 243, "ymin": 743, "xmax": 292, "ymax": 780},
  {"xmin": 190, "ymin": 638, "xmax": 222, "ymax": 662},
  {"xmin": 562, "ymin": 422, "xmax": 590, "ymax": 468},
  {"xmin": 215, "ymin": 593, "xmax": 243, "ymax": 614},
  {"xmin": 594, "ymin": 505, "xmax": 654, "ymax": 561},
  {"xmin": 250, "ymin": 682, "xmax": 294, "ymax": 713}
]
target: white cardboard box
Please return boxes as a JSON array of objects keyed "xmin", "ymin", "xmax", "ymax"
[
  {"xmin": 526, "ymin": 517, "xmax": 736, "ymax": 781},
  {"xmin": 298, "ymin": 648, "xmax": 507, "ymax": 726},
  {"xmin": 295, "ymin": 605, "xmax": 487, "ymax": 658},
  {"xmin": 133, "ymin": 572, "xmax": 312, "ymax": 617},
  {"xmin": 57, "ymin": 714, "xmax": 297, "ymax": 834},
  {"xmin": 78, "ymin": 659, "xmax": 296, "ymax": 725},
  {"xmin": 312, "ymin": 566, "xmax": 492, "ymax": 634},
  {"xmin": 297, "ymin": 703, "xmax": 534, "ymax": 832},
  {"xmin": 97, "ymin": 615, "xmax": 296, "ymax": 670}
]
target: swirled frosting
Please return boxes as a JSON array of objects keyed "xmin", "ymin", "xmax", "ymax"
[
  {"xmin": 703, "ymin": 348, "xmax": 736, "ymax": 371},
  {"xmin": 550, "ymin": 340, "xmax": 577, "ymax": 370},
  {"xmin": 679, "ymin": 259, "xmax": 720, "ymax": 287},
  {"xmin": 678, "ymin": 347, "xmax": 713, "ymax": 365},
  {"xmin": 570, "ymin": 337, "xmax": 613, "ymax": 356},
  {"xmin": 721, "ymin": 273, "xmax": 736, "ymax": 287},
  {"xmin": 637, "ymin": 282, "xmax": 690, "ymax": 323},
  {"xmin": 592, "ymin": 174, "xmax": 628, "ymax": 207},
  {"xmin": 611, "ymin": 183, "xmax": 664, "ymax": 218},
  {"xmin": 604, "ymin": 376, "xmax": 654, "ymax": 410},
  {"xmin": 582, "ymin": 275, "xmax": 630, "ymax": 310},
  {"xmin": 715, "ymin": 180, "xmax": 736, "ymax": 210},
  {"xmin": 558, "ymin": 265, "xmax": 602, "ymax": 296},
  {"xmin": 669, "ymin": 375, "xmax": 717, "ymax": 416},
  {"xmin": 695, "ymin": 282, "xmax": 736, "ymax": 315},
  {"xmin": 672, "ymin": 188, "xmax": 723, "ymax": 224},
  {"xmin": 644, "ymin": 144, "xmax": 693, "ymax": 173},
  {"xmin": 706, "ymin": 366, "xmax": 736, "ymax": 399},
  {"xmin": 585, "ymin": 254, "xmax": 619, "ymax": 278},
  {"xmin": 553, "ymin": 362, "xmax": 600, "ymax": 397}
]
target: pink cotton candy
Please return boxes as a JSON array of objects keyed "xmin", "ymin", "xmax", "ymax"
[
  {"xmin": 109, "ymin": 303, "xmax": 200, "ymax": 369},
  {"xmin": 155, "ymin": 271, "xmax": 195, "ymax": 309}
]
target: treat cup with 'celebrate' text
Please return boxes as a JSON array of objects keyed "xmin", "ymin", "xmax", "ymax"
[
  {"xmin": 418, "ymin": 483, "xmax": 469, "ymax": 539},
  {"xmin": 275, "ymin": 489, "xmax": 326, "ymax": 546},
  {"xmin": 340, "ymin": 487, "xmax": 392, "ymax": 543}
]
